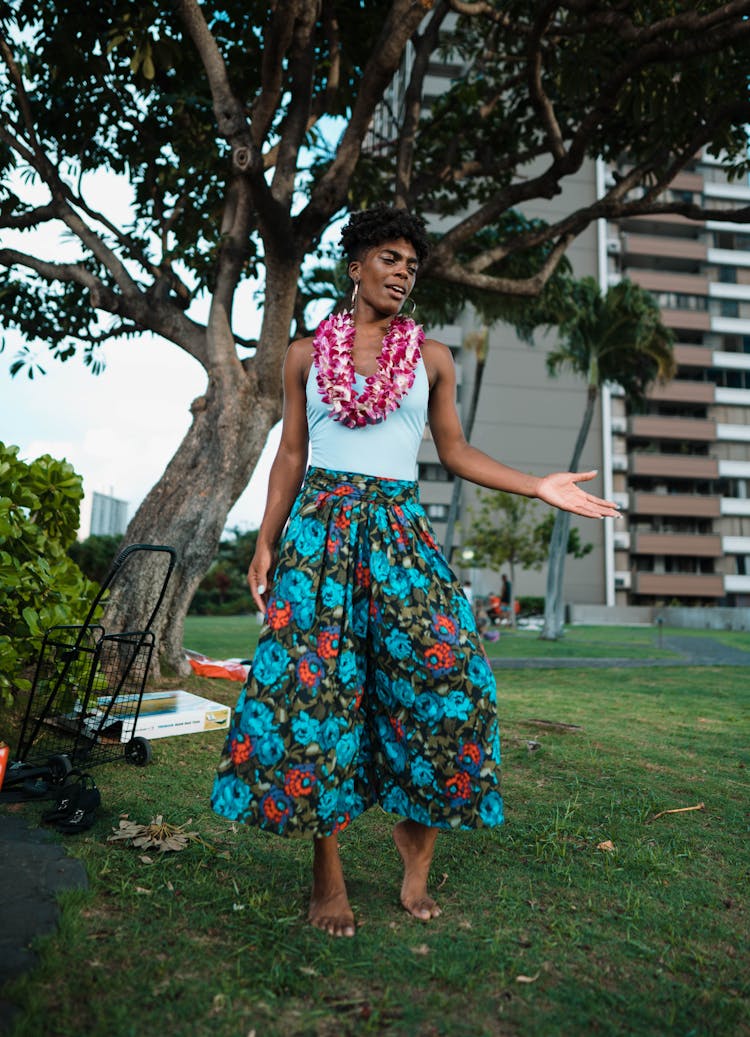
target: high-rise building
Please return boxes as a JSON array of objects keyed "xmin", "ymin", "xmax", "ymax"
[
  {"xmin": 602, "ymin": 154, "xmax": 750, "ymax": 608},
  {"xmin": 89, "ymin": 490, "xmax": 129, "ymax": 538},
  {"xmin": 380, "ymin": 30, "xmax": 750, "ymax": 611}
]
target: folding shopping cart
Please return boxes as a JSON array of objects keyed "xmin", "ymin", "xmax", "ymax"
[{"xmin": 4, "ymin": 544, "xmax": 177, "ymax": 788}]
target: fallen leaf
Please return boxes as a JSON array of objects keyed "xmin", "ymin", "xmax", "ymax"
[
  {"xmin": 134, "ymin": 887, "xmax": 152, "ymax": 895},
  {"xmin": 138, "ymin": 855, "xmax": 154, "ymax": 865},
  {"xmin": 411, "ymin": 943, "xmax": 430, "ymax": 956},
  {"xmin": 107, "ymin": 816, "xmax": 204, "ymax": 853},
  {"xmin": 516, "ymin": 971, "xmax": 541, "ymax": 984},
  {"xmin": 596, "ymin": 840, "xmax": 615, "ymax": 852},
  {"xmin": 299, "ymin": 966, "xmax": 318, "ymax": 976},
  {"xmin": 436, "ymin": 872, "xmax": 449, "ymax": 889}
]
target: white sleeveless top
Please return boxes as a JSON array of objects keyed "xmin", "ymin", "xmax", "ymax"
[{"xmin": 306, "ymin": 358, "xmax": 429, "ymax": 481}]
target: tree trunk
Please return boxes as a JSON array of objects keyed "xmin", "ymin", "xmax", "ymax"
[
  {"xmin": 540, "ymin": 386, "xmax": 598, "ymax": 640},
  {"xmin": 102, "ymin": 363, "xmax": 281, "ymax": 676},
  {"xmin": 443, "ymin": 347, "xmax": 486, "ymax": 559}
]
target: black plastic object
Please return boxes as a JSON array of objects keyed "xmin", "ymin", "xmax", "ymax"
[{"xmin": 5, "ymin": 545, "xmax": 176, "ymax": 787}]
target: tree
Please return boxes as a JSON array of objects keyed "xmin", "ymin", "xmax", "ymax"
[
  {"xmin": 189, "ymin": 527, "xmax": 258, "ymax": 614},
  {"xmin": 2, "ymin": 2, "xmax": 750, "ymax": 673},
  {"xmin": 465, "ymin": 487, "xmax": 592, "ymax": 625},
  {"xmin": 540, "ymin": 277, "xmax": 675, "ymax": 640},
  {"xmin": 68, "ymin": 534, "xmax": 124, "ymax": 585},
  {"xmin": 464, "ymin": 491, "xmax": 548, "ymax": 624}
]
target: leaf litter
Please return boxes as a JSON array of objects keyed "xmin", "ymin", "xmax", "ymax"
[{"xmin": 107, "ymin": 814, "xmax": 206, "ymax": 853}]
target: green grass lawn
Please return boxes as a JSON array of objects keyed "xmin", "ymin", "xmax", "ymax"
[
  {"xmin": 2, "ymin": 646, "xmax": 748, "ymax": 1036},
  {"xmin": 183, "ymin": 614, "xmax": 750, "ymax": 664}
]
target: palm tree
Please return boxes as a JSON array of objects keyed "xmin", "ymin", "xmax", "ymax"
[
  {"xmin": 541, "ymin": 277, "xmax": 675, "ymax": 640},
  {"xmin": 442, "ymin": 326, "xmax": 489, "ymax": 561}
]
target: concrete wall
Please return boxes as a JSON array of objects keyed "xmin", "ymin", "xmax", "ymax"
[
  {"xmin": 569, "ymin": 604, "xmax": 750, "ymax": 631},
  {"xmin": 459, "ymin": 158, "xmax": 606, "ymax": 604}
]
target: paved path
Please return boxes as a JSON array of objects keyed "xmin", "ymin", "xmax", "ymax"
[
  {"xmin": 0, "ymin": 810, "xmax": 88, "ymax": 1034},
  {"xmin": 489, "ymin": 633, "xmax": 750, "ymax": 669}
]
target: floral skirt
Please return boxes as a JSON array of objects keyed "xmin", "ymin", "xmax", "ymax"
[{"xmin": 211, "ymin": 467, "xmax": 503, "ymax": 837}]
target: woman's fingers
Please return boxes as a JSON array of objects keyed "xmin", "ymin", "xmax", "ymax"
[{"xmin": 247, "ymin": 568, "xmax": 269, "ymax": 614}]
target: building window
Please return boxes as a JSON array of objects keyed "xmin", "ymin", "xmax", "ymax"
[
  {"xmin": 425, "ymin": 503, "xmax": 449, "ymax": 521},
  {"xmin": 418, "ymin": 462, "xmax": 453, "ymax": 482},
  {"xmin": 655, "ymin": 292, "xmax": 707, "ymax": 311}
]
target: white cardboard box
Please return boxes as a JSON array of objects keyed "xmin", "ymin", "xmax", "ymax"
[{"xmin": 99, "ymin": 690, "xmax": 231, "ymax": 741}]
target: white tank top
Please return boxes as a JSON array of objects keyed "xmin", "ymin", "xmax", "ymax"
[{"xmin": 306, "ymin": 358, "xmax": 429, "ymax": 480}]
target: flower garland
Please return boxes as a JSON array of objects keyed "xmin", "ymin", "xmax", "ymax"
[{"xmin": 312, "ymin": 311, "xmax": 424, "ymax": 428}]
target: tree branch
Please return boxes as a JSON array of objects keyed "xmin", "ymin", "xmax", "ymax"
[
  {"xmin": 526, "ymin": 3, "xmax": 567, "ymax": 162},
  {"xmin": 271, "ymin": 0, "xmax": 319, "ymax": 207},
  {"xmin": 299, "ymin": 0, "xmax": 430, "ymax": 234},
  {"xmin": 0, "ymin": 202, "xmax": 60, "ymax": 230},
  {"xmin": 0, "ymin": 247, "xmax": 209, "ymax": 366},
  {"xmin": 250, "ymin": 1, "xmax": 300, "ymax": 148},
  {"xmin": 174, "ymin": 0, "xmax": 262, "ymax": 178},
  {"xmin": 429, "ymin": 232, "xmax": 576, "ymax": 296},
  {"xmin": 395, "ymin": 0, "xmax": 450, "ymax": 207}
]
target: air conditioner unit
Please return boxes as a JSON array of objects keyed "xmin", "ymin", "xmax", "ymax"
[{"xmin": 606, "ymin": 239, "xmax": 622, "ymax": 254}]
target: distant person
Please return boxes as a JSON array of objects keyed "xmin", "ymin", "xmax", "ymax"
[
  {"xmin": 461, "ymin": 579, "xmax": 473, "ymax": 608},
  {"xmin": 500, "ymin": 574, "xmax": 511, "ymax": 609}
]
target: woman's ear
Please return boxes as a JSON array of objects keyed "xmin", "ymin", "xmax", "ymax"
[{"xmin": 348, "ymin": 259, "xmax": 360, "ymax": 284}]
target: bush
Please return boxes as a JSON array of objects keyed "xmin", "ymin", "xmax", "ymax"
[
  {"xmin": 188, "ymin": 528, "xmax": 258, "ymax": 615},
  {"xmin": 517, "ymin": 595, "xmax": 544, "ymax": 616},
  {"xmin": 68, "ymin": 533, "xmax": 124, "ymax": 583},
  {"xmin": 0, "ymin": 443, "xmax": 99, "ymax": 707}
]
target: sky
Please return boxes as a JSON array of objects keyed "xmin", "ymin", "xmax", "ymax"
[
  {"xmin": 1, "ymin": 333, "xmax": 281, "ymax": 535},
  {"xmin": 1, "ymin": 171, "xmax": 282, "ymax": 537}
]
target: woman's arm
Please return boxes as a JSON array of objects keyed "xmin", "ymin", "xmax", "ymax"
[
  {"xmin": 425, "ymin": 339, "xmax": 620, "ymax": 519},
  {"xmin": 247, "ymin": 339, "xmax": 311, "ymax": 611}
]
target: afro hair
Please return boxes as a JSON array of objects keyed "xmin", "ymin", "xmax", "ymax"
[{"xmin": 339, "ymin": 204, "xmax": 430, "ymax": 265}]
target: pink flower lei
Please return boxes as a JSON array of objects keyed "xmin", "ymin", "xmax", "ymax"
[{"xmin": 312, "ymin": 311, "xmax": 424, "ymax": 428}]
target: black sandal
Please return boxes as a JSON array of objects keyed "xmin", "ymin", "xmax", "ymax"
[{"xmin": 43, "ymin": 772, "xmax": 100, "ymax": 830}]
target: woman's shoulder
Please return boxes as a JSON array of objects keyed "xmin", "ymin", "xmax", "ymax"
[
  {"xmin": 282, "ymin": 336, "xmax": 316, "ymax": 392},
  {"xmin": 420, "ymin": 335, "xmax": 455, "ymax": 385}
]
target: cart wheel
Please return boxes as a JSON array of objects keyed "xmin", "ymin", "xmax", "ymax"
[
  {"xmin": 125, "ymin": 737, "xmax": 152, "ymax": 767},
  {"xmin": 48, "ymin": 754, "xmax": 73, "ymax": 784}
]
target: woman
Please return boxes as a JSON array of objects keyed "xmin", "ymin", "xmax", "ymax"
[{"xmin": 211, "ymin": 205, "xmax": 618, "ymax": 937}]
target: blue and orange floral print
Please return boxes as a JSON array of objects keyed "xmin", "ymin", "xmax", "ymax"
[{"xmin": 211, "ymin": 467, "xmax": 503, "ymax": 837}]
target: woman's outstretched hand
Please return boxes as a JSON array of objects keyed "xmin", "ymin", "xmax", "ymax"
[{"xmin": 536, "ymin": 470, "xmax": 621, "ymax": 519}]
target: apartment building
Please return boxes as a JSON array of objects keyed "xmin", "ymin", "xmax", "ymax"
[
  {"xmin": 604, "ymin": 155, "xmax": 750, "ymax": 608},
  {"xmin": 376, "ymin": 30, "xmax": 750, "ymax": 610}
]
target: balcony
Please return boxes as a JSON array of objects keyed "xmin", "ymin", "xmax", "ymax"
[
  {"xmin": 622, "ymin": 234, "xmax": 707, "ymax": 261},
  {"xmin": 673, "ymin": 344, "xmax": 713, "ymax": 368},
  {"xmin": 629, "ymin": 270, "xmax": 710, "ymax": 295},
  {"xmin": 629, "ymin": 416, "xmax": 716, "ymax": 441},
  {"xmin": 647, "ymin": 380, "xmax": 715, "ymax": 405},
  {"xmin": 630, "ymin": 454, "xmax": 719, "ymax": 479},
  {"xmin": 632, "ymin": 533, "xmax": 722, "ymax": 557},
  {"xmin": 725, "ymin": 575, "xmax": 750, "ymax": 593},
  {"xmin": 632, "ymin": 573, "xmax": 724, "ymax": 597},
  {"xmin": 631, "ymin": 493, "xmax": 721, "ymax": 517},
  {"xmin": 659, "ymin": 308, "xmax": 712, "ymax": 332}
]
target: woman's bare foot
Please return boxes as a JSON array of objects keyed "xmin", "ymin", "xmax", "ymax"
[
  {"xmin": 308, "ymin": 834, "xmax": 356, "ymax": 938},
  {"xmin": 392, "ymin": 819, "xmax": 441, "ymax": 921}
]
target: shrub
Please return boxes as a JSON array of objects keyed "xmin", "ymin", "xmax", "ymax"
[{"xmin": 0, "ymin": 443, "xmax": 99, "ymax": 707}]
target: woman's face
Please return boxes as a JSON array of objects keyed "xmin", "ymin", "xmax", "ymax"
[{"xmin": 349, "ymin": 237, "xmax": 419, "ymax": 316}]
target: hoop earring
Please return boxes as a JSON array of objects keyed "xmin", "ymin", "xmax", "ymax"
[
  {"xmin": 402, "ymin": 297, "xmax": 416, "ymax": 316},
  {"xmin": 350, "ymin": 281, "xmax": 359, "ymax": 313}
]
